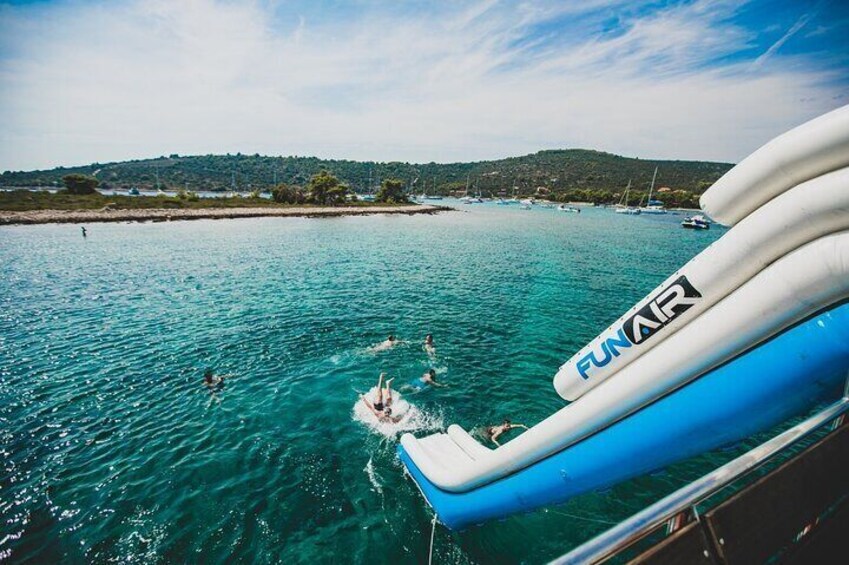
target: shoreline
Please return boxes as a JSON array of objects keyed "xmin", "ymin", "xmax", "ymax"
[{"xmin": 0, "ymin": 204, "xmax": 449, "ymax": 225}]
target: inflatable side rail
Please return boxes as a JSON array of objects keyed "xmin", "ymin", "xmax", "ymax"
[
  {"xmin": 553, "ymin": 166, "xmax": 849, "ymax": 401},
  {"xmin": 701, "ymin": 104, "xmax": 849, "ymax": 227},
  {"xmin": 400, "ymin": 232, "xmax": 849, "ymax": 492}
]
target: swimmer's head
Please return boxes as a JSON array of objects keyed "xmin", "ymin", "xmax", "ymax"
[
  {"xmin": 388, "ymin": 335, "xmax": 395, "ymax": 341},
  {"xmin": 428, "ymin": 369, "xmax": 437, "ymax": 379},
  {"xmin": 425, "ymin": 334, "xmax": 433, "ymax": 342},
  {"xmin": 384, "ymin": 407, "xmax": 392, "ymax": 416},
  {"xmin": 503, "ymin": 418, "xmax": 511, "ymax": 426},
  {"xmin": 204, "ymin": 369, "xmax": 214, "ymax": 382}
]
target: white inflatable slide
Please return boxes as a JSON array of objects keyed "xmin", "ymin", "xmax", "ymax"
[{"xmin": 400, "ymin": 104, "xmax": 849, "ymax": 494}]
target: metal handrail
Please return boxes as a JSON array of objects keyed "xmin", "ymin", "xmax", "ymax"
[{"xmin": 551, "ymin": 392, "xmax": 849, "ymax": 565}]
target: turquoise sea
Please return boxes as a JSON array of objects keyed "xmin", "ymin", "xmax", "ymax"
[{"xmin": 1, "ymin": 202, "xmax": 770, "ymax": 563}]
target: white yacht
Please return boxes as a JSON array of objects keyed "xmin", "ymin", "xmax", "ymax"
[
  {"xmin": 614, "ymin": 180, "xmax": 641, "ymax": 214},
  {"xmin": 639, "ymin": 167, "xmax": 668, "ymax": 214},
  {"xmin": 558, "ymin": 204, "xmax": 581, "ymax": 213}
]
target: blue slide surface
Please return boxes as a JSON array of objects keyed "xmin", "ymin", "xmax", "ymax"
[{"xmin": 398, "ymin": 303, "xmax": 849, "ymax": 530}]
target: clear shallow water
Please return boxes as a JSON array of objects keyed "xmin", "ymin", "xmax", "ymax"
[{"xmin": 0, "ymin": 202, "xmax": 767, "ymax": 563}]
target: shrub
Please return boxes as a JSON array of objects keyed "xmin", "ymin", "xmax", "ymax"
[
  {"xmin": 375, "ymin": 178, "xmax": 408, "ymax": 203},
  {"xmin": 62, "ymin": 174, "xmax": 99, "ymax": 195},
  {"xmin": 305, "ymin": 171, "xmax": 346, "ymax": 205},
  {"xmin": 271, "ymin": 184, "xmax": 304, "ymax": 204}
]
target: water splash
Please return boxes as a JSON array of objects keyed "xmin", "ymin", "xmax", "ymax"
[{"xmin": 352, "ymin": 387, "xmax": 443, "ymax": 438}]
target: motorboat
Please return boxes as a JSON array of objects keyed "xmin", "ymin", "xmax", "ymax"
[
  {"xmin": 615, "ymin": 207, "xmax": 641, "ymax": 215},
  {"xmin": 558, "ymin": 205, "xmax": 581, "ymax": 213},
  {"xmin": 682, "ymin": 214, "xmax": 711, "ymax": 229}
]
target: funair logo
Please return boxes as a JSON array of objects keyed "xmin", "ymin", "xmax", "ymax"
[{"xmin": 576, "ymin": 276, "xmax": 702, "ymax": 380}]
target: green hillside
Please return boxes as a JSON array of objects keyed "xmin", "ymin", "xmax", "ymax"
[{"xmin": 1, "ymin": 150, "xmax": 733, "ymax": 207}]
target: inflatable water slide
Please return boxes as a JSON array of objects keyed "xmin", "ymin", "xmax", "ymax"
[{"xmin": 398, "ymin": 105, "xmax": 849, "ymax": 530}]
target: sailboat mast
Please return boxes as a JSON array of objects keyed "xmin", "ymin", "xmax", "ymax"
[{"xmin": 647, "ymin": 166, "xmax": 658, "ymax": 205}]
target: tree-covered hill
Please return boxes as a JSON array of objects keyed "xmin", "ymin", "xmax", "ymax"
[{"xmin": 1, "ymin": 149, "xmax": 732, "ymax": 207}]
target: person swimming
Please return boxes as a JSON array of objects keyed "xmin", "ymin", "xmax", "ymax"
[
  {"xmin": 361, "ymin": 398, "xmax": 402, "ymax": 424},
  {"xmin": 424, "ymin": 334, "xmax": 435, "ymax": 355},
  {"xmin": 484, "ymin": 419, "xmax": 528, "ymax": 446},
  {"xmin": 371, "ymin": 335, "xmax": 398, "ymax": 352},
  {"xmin": 413, "ymin": 369, "xmax": 443, "ymax": 389},
  {"xmin": 203, "ymin": 369, "xmax": 230, "ymax": 393},
  {"xmin": 360, "ymin": 373, "xmax": 402, "ymax": 423}
]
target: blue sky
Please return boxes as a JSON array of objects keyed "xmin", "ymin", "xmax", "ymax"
[{"xmin": 0, "ymin": 0, "xmax": 847, "ymax": 171}]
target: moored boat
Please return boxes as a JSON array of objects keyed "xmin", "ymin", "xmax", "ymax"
[
  {"xmin": 682, "ymin": 214, "xmax": 710, "ymax": 229},
  {"xmin": 557, "ymin": 204, "xmax": 580, "ymax": 213}
]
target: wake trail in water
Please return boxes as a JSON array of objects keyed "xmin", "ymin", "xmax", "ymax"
[{"xmin": 364, "ymin": 457, "xmax": 383, "ymax": 494}]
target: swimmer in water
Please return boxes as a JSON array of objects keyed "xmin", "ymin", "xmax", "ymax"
[
  {"xmin": 419, "ymin": 369, "xmax": 443, "ymax": 388},
  {"xmin": 202, "ymin": 369, "xmax": 232, "ymax": 393},
  {"xmin": 376, "ymin": 335, "xmax": 398, "ymax": 351},
  {"xmin": 360, "ymin": 373, "xmax": 401, "ymax": 423},
  {"xmin": 371, "ymin": 372, "xmax": 394, "ymax": 411},
  {"xmin": 485, "ymin": 419, "xmax": 528, "ymax": 447},
  {"xmin": 361, "ymin": 398, "xmax": 402, "ymax": 423},
  {"xmin": 424, "ymin": 334, "xmax": 435, "ymax": 355}
]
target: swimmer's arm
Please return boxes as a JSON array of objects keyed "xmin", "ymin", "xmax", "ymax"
[
  {"xmin": 490, "ymin": 429, "xmax": 504, "ymax": 445},
  {"xmin": 514, "ymin": 424, "xmax": 529, "ymax": 430},
  {"xmin": 360, "ymin": 395, "xmax": 380, "ymax": 417}
]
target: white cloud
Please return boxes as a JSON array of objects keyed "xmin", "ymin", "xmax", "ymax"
[{"xmin": 0, "ymin": 0, "xmax": 845, "ymax": 171}]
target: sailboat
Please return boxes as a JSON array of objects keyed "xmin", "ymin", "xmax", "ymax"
[
  {"xmin": 361, "ymin": 169, "xmax": 376, "ymax": 201},
  {"xmin": 508, "ymin": 184, "xmax": 520, "ymax": 204},
  {"xmin": 460, "ymin": 175, "xmax": 483, "ymax": 203},
  {"xmin": 615, "ymin": 180, "xmax": 641, "ymax": 215},
  {"xmin": 423, "ymin": 176, "xmax": 443, "ymax": 200},
  {"xmin": 639, "ymin": 167, "xmax": 667, "ymax": 214}
]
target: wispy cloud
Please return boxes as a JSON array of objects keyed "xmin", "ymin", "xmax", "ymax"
[
  {"xmin": 0, "ymin": 0, "xmax": 846, "ymax": 171},
  {"xmin": 752, "ymin": 7, "xmax": 816, "ymax": 68}
]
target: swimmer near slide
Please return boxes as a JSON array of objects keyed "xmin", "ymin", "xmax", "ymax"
[
  {"xmin": 354, "ymin": 334, "xmax": 443, "ymax": 436},
  {"xmin": 360, "ymin": 373, "xmax": 400, "ymax": 423},
  {"xmin": 353, "ymin": 374, "xmax": 426, "ymax": 437}
]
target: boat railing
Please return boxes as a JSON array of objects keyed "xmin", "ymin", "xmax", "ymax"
[{"xmin": 551, "ymin": 375, "xmax": 849, "ymax": 565}]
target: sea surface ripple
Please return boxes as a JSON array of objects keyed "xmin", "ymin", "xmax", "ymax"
[{"xmin": 1, "ymin": 203, "xmax": 776, "ymax": 563}]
